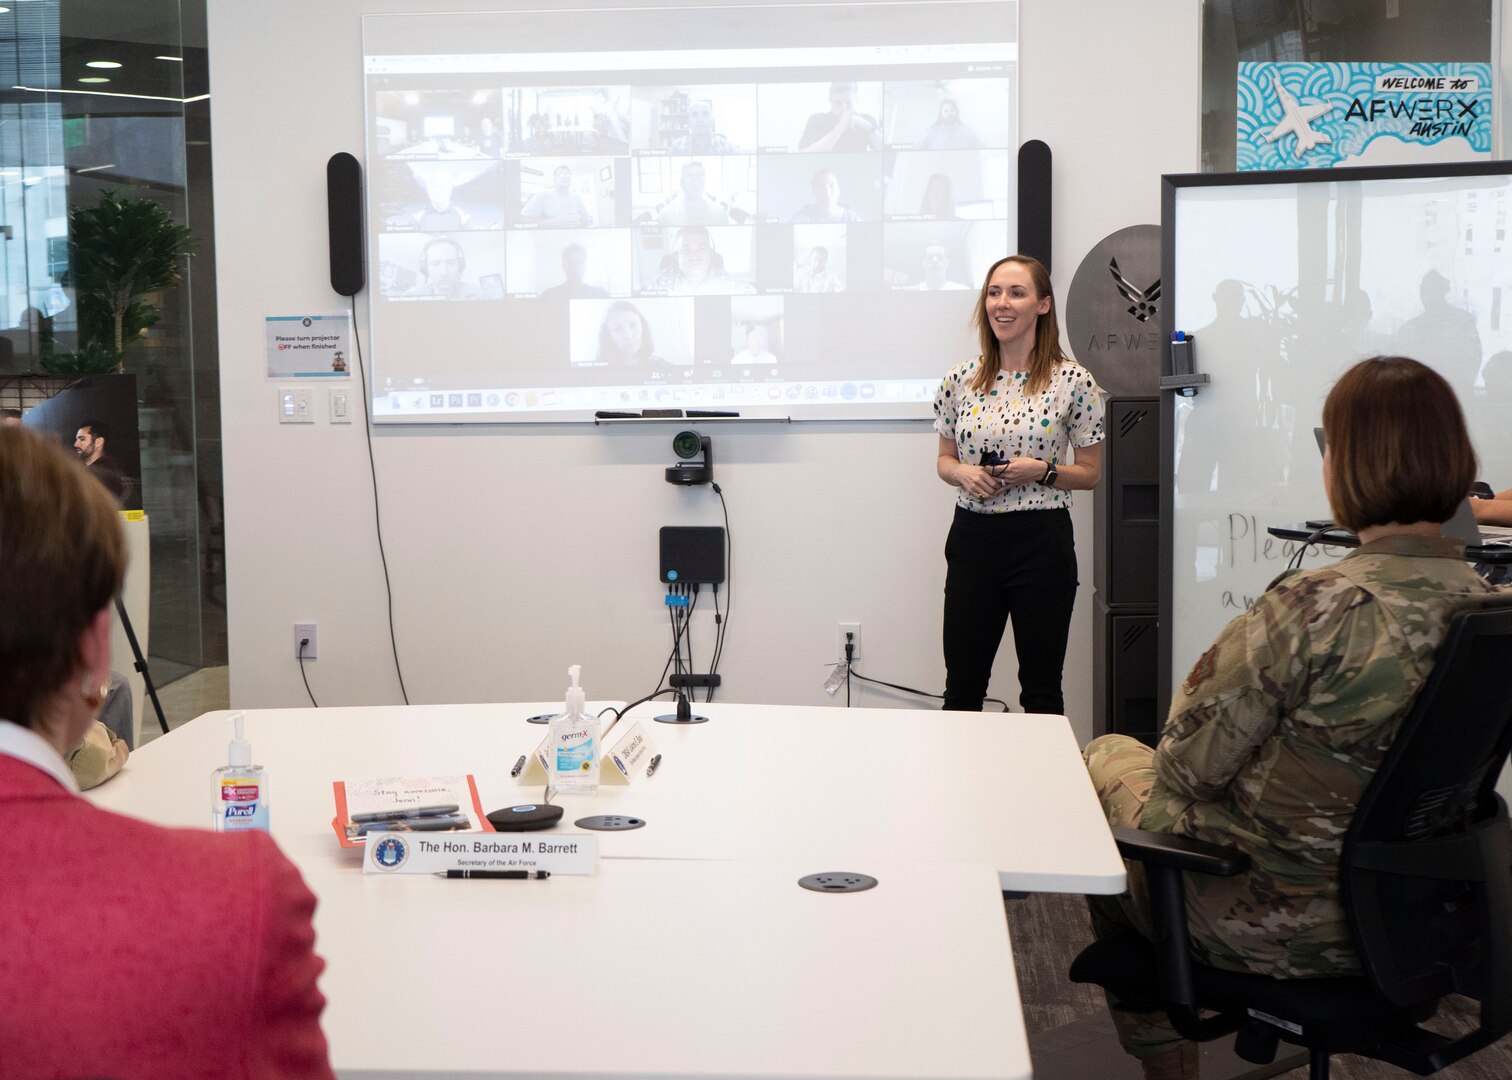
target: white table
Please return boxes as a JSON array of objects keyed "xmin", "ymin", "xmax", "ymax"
[
  {"xmin": 307, "ymin": 858, "xmax": 1027, "ymax": 1079},
  {"xmin": 90, "ymin": 701, "xmax": 1125, "ymax": 895},
  {"xmin": 88, "ymin": 700, "xmax": 1126, "ymax": 1078},
  {"xmin": 594, "ymin": 703, "xmax": 1126, "ymax": 894}
]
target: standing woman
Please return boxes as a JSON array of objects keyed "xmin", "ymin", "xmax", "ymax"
[{"xmin": 934, "ymin": 254, "xmax": 1105, "ymax": 712}]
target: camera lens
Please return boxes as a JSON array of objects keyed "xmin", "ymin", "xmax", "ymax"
[{"xmin": 672, "ymin": 430, "xmax": 701, "ymax": 459}]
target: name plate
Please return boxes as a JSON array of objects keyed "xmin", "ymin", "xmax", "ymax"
[
  {"xmin": 363, "ymin": 830, "xmax": 598, "ymax": 875},
  {"xmin": 601, "ymin": 718, "xmax": 659, "ymax": 784}
]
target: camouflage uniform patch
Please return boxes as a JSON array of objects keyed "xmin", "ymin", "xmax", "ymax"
[{"xmin": 1181, "ymin": 644, "xmax": 1219, "ymax": 696}]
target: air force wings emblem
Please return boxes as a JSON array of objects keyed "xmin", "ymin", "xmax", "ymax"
[{"xmin": 1109, "ymin": 257, "xmax": 1161, "ymax": 322}]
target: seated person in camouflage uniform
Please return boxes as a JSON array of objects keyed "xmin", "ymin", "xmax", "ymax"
[{"xmin": 1083, "ymin": 355, "xmax": 1506, "ymax": 1080}]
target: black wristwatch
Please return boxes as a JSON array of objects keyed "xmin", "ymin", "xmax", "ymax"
[{"xmin": 1040, "ymin": 461, "xmax": 1058, "ymax": 487}]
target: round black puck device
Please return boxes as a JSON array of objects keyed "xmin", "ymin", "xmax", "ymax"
[{"xmin": 486, "ymin": 804, "xmax": 565, "ymax": 831}]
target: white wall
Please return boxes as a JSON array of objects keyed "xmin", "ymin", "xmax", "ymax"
[{"xmin": 207, "ymin": 0, "xmax": 1201, "ymax": 743}]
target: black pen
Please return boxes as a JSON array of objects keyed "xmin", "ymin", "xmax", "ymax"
[
  {"xmin": 646, "ymin": 753, "xmax": 663, "ymax": 777},
  {"xmin": 350, "ymin": 803, "xmax": 459, "ymax": 824},
  {"xmin": 510, "ymin": 754, "xmax": 527, "ymax": 778},
  {"xmin": 437, "ymin": 870, "xmax": 549, "ymax": 880}
]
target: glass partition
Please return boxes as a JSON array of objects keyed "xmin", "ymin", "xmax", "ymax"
[{"xmin": 0, "ymin": 0, "xmax": 223, "ymax": 682}]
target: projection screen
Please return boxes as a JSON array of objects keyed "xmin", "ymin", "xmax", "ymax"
[{"xmin": 362, "ymin": 1, "xmax": 1019, "ymax": 422}]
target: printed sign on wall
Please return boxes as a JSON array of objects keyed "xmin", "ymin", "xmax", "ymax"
[
  {"xmin": 1237, "ymin": 62, "xmax": 1492, "ymax": 171},
  {"xmin": 265, "ymin": 313, "xmax": 353, "ymax": 378}
]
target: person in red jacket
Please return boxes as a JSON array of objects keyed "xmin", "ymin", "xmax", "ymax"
[{"xmin": 0, "ymin": 425, "xmax": 334, "ymax": 1080}]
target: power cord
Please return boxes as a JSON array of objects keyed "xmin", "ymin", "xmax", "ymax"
[
  {"xmin": 297, "ymin": 637, "xmax": 319, "ymax": 707},
  {"xmin": 1288, "ymin": 525, "xmax": 1334, "ymax": 571},
  {"xmin": 841, "ymin": 634, "xmax": 1009, "ymax": 712},
  {"xmin": 705, "ymin": 482, "xmax": 732, "ymax": 702},
  {"xmin": 350, "ymin": 295, "xmax": 410, "ymax": 705}
]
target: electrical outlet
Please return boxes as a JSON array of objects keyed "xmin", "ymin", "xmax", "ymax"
[
  {"xmin": 295, "ymin": 623, "xmax": 318, "ymax": 660},
  {"xmin": 838, "ymin": 622, "xmax": 862, "ymax": 662}
]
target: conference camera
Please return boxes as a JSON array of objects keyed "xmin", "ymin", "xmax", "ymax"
[{"xmin": 665, "ymin": 430, "xmax": 713, "ymax": 486}]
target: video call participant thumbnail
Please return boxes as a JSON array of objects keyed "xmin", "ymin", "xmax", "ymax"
[
  {"xmin": 650, "ymin": 227, "xmax": 756, "ymax": 296},
  {"xmin": 520, "ymin": 165, "xmax": 595, "ymax": 228},
  {"xmin": 656, "ymin": 162, "xmax": 734, "ymax": 226},
  {"xmin": 915, "ymin": 243, "xmax": 970, "ymax": 291},
  {"xmin": 409, "ymin": 171, "xmax": 471, "ymax": 231},
  {"xmin": 795, "ymin": 245, "xmax": 845, "ymax": 293},
  {"xmin": 631, "ymin": 84, "xmax": 757, "ymax": 153},
  {"xmin": 731, "ymin": 324, "xmax": 778, "ymax": 365},
  {"xmin": 539, "ymin": 244, "xmax": 610, "ymax": 301},
  {"xmin": 397, "ymin": 236, "xmax": 501, "ymax": 300},
  {"xmin": 671, "ymin": 101, "xmax": 735, "ymax": 153},
  {"xmin": 917, "ymin": 98, "xmax": 983, "ymax": 151},
  {"xmin": 798, "ymin": 82, "xmax": 884, "ymax": 153},
  {"xmin": 571, "ymin": 297, "xmax": 693, "ymax": 374},
  {"xmin": 792, "ymin": 169, "xmax": 862, "ymax": 225}
]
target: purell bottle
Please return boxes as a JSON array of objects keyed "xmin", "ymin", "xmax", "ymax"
[{"xmin": 210, "ymin": 711, "xmax": 269, "ymax": 831}]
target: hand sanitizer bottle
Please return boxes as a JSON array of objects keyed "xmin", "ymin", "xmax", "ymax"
[
  {"xmin": 550, "ymin": 665, "xmax": 599, "ymax": 794},
  {"xmin": 211, "ymin": 711, "xmax": 270, "ymax": 832}
]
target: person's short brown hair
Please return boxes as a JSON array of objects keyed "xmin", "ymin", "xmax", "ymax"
[
  {"xmin": 1322, "ymin": 355, "xmax": 1476, "ymax": 531},
  {"xmin": 0, "ymin": 426, "xmax": 126, "ymax": 727}
]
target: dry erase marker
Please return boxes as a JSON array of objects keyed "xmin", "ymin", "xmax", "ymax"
[
  {"xmin": 350, "ymin": 804, "xmax": 459, "ymax": 824},
  {"xmin": 510, "ymin": 754, "xmax": 527, "ymax": 778},
  {"xmin": 646, "ymin": 753, "xmax": 663, "ymax": 777},
  {"xmin": 437, "ymin": 870, "xmax": 549, "ymax": 880}
]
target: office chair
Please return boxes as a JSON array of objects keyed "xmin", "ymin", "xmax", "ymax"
[{"xmin": 1070, "ymin": 601, "xmax": 1512, "ymax": 1079}]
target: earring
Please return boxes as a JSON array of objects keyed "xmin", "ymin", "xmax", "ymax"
[{"xmin": 81, "ymin": 674, "xmax": 108, "ymax": 711}]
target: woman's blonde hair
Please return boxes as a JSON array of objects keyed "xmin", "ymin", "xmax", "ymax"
[
  {"xmin": 969, "ymin": 254, "xmax": 1066, "ymax": 396},
  {"xmin": 0, "ymin": 426, "xmax": 126, "ymax": 727}
]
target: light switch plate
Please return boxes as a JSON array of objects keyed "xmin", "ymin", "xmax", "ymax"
[{"xmin": 278, "ymin": 387, "xmax": 314, "ymax": 423}]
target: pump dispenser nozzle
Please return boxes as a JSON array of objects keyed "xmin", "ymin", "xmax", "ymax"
[
  {"xmin": 227, "ymin": 711, "xmax": 251, "ymax": 767},
  {"xmin": 565, "ymin": 665, "xmax": 585, "ymax": 716}
]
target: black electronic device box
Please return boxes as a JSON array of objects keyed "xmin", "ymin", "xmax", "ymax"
[{"xmin": 660, "ymin": 525, "xmax": 726, "ymax": 584}]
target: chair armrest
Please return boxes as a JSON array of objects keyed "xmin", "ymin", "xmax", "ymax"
[
  {"xmin": 1112, "ymin": 828, "xmax": 1251, "ymax": 1033},
  {"xmin": 1113, "ymin": 827, "xmax": 1250, "ymax": 877}
]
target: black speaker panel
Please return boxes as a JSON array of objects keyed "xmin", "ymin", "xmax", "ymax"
[
  {"xmin": 1017, "ymin": 140, "xmax": 1051, "ymax": 271},
  {"xmin": 1094, "ymin": 397, "xmax": 1159, "ymax": 607},
  {"xmin": 1093, "ymin": 603, "xmax": 1160, "ymax": 747},
  {"xmin": 327, "ymin": 152, "xmax": 365, "ymax": 297}
]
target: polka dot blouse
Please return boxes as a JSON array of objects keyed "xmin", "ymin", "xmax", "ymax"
[{"xmin": 933, "ymin": 358, "xmax": 1106, "ymax": 513}]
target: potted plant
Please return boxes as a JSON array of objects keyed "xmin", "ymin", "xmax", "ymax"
[{"xmin": 45, "ymin": 189, "xmax": 196, "ymax": 374}]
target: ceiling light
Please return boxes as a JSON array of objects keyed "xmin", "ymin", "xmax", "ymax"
[
  {"xmin": 0, "ymin": 7, "xmax": 12, "ymax": 13},
  {"xmin": 86, "ymin": 60, "xmax": 122, "ymax": 69},
  {"xmin": 155, "ymin": 55, "xmax": 183, "ymax": 62},
  {"xmin": 78, "ymin": 77, "xmax": 110, "ymax": 84}
]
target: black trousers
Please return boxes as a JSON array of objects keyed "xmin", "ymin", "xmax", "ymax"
[{"xmin": 942, "ymin": 505, "xmax": 1078, "ymax": 713}]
